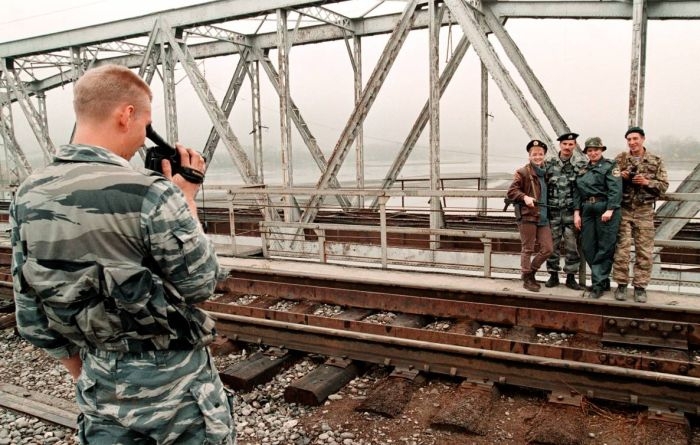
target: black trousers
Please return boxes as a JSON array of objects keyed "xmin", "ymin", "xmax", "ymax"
[{"xmin": 580, "ymin": 201, "xmax": 621, "ymax": 290}]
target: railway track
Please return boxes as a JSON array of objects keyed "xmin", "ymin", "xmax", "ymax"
[
  {"xmin": 1, "ymin": 256, "xmax": 699, "ymax": 443},
  {"xmin": 208, "ymin": 258, "xmax": 700, "ymax": 417}
]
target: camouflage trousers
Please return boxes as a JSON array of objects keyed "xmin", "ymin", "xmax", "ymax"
[
  {"xmin": 76, "ymin": 347, "xmax": 235, "ymax": 445},
  {"xmin": 613, "ymin": 204, "xmax": 655, "ymax": 288},
  {"xmin": 546, "ymin": 210, "xmax": 581, "ymax": 274}
]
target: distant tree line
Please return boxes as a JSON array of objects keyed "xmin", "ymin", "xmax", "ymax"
[{"xmin": 650, "ymin": 135, "xmax": 700, "ymax": 161}]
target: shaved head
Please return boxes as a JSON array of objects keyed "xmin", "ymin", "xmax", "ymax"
[{"xmin": 73, "ymin": 64, "xmax": 152, "ymax": 123}]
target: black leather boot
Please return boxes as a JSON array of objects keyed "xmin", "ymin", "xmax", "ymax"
[
  {"xmin": 545, "ymin": 272, "xmax": 559, "ymax": 288},
  {"xmin": 565, "ymin": 274, "xmax": 581, "ymax": 290}
]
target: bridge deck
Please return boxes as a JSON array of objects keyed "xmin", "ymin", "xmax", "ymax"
[{"xmin": 218, "ymin": 256, "xmax": 700, "ymax": 309}]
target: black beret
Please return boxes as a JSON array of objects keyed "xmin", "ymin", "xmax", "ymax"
[
  {"xmin": 625, "ymin": 126, "xmax": 645, "ymax": 138},
  {"xmin": 526, "ymin": 139, "xmax": 548, "ymax": 153},
  {"xmin": 556, "ymin": 132, "xmax": 579, "ymax": 142}
]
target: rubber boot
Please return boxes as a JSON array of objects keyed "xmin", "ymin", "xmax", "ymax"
[
  {"xmin": 545, "ymin": 272, "xmax": 559, "ymax": 288},
  {"xmin": 565, "ymin": 274, "xmax": 581, "ymax": 290}
]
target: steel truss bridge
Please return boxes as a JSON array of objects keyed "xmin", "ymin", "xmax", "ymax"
[{"xmin": 0, "ymin": 0, "xmax": 699, "ymax": 276}]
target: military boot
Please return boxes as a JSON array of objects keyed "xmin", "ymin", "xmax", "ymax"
[
  {"xmin": 545, "ymin": 272, "xmax": 559, "ymax": 288},
  {"xmin": 614, "ymin": 285, "xmax": 627, "ymax": 301},
  {"xmin": 585, "ymin": 288, "xmax": 603, "ymax": 299},
  {"xmin": 523, "ymin": 272, "xmax": 540, "ymax": 292},
  {"xmin": 565, "ymin": 274, "xmax": 581, "ymax": 290},
  {"xmin": 634, "ymin": 287, "xmax": 647, "ymax": 303}
]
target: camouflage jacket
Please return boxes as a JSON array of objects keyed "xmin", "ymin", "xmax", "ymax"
[
  {"xmin": 545, "ymin": 154, "xmax": 587, "ymax": 211},
  {"xmin": 614, "ymin": 149, "xmax": 669, "ymax": 207},
  {"xmin": 10, "ymin": 144, "xmax": 219, "ymax": 359}
]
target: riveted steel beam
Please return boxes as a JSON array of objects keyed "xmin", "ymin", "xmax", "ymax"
[
  {"xmin": 202, "ymin": 48, "xmax": 250, "ymax": 158},
  {"xmin": 300, "ymin": 0, "xmax": 419, "ymax": 225},
  {"xmin": 157, "ymin": 20, "xmax": 280, "ymax": 223},
  {"xmin": 0, "ymin": 83, "xmax": 31, "ymax": 179},
  {"xmin": 257, "ymin": 50, "xmax": 352, "ymax": 210},
  {"xmin": 370, "ymin": 34, "xmax": 471, "ymax": 210},
  {"xmin": 186, "ymin": 25, "xmax": 250, "ymax": 46},
  {"xmin": 0, "ymin": 61, "xmax": 55, "ymax": 164},
  {"xmin": 628, "ymin": 0, "xmax": 648, "ymax": 128},
  {"xmin": 444, "ymin": 0, "xmax": 553, "ymax": 148},
  {"xmin": 295, "ymin": 6, "xmax": 354, "ymax": 31}
]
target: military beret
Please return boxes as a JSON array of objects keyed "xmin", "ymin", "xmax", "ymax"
[
  {"xmin": 556, "ymin": 132, "xmax": 579, "ymax": 142},
  {"xmin": 526, "ymin": 139, "xmax": 548, "ymax": 153},
  {"xmin": 625, "ymin": 126, "xmax": 645, "ymax": 138},
  {"xmin": 583, "ymin": 136, "xmax": 606, "ymax": 152}
]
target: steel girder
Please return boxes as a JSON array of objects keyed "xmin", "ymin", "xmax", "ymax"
[
  {"xmin": 0, "ymin": 62, "xmax": 55, "ymax": 164},
  {"xmin": 299, "ymin": 0, "xmax": 419, "ymax": 226},
  {"xmin": 257, "ymin": 50, "xmax": 352, "ymax": 210},
  {"xmin": 0, "ymin": 83, "xmax": 31, "ymax": 180},
  {"xmin": 445, "ymin": 0, "xmax": 554, "ymax": 149},
  {"xmin": 156, "ymin": 20, "xmax": 280, "ymax": 223}
]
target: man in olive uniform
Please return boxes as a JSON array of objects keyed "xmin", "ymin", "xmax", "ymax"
[
  {"xmin": 612, "ymin": 127, "xmax": 669, "ymax": 303},
  {"xmin": 573, "ymin": 137, "xmax": 622, "ymax": 299},
  {"xmin": 545, "ymin": 132, "xmax": 587, "ymax": 290}
]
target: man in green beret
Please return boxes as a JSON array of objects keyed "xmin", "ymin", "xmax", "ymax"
[{"xmin": 612, "ymin": 127, "xmax": 669, "ymax": 303}]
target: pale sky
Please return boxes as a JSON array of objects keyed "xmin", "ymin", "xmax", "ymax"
[
  {"xmin": 0, "ymin": 1, "xmax": 212, "ymax": 42},
  {"xmin": 1, "ymin": 0, "xmax": 699, "ymax": 181}
]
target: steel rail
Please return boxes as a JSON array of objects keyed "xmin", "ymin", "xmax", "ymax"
[
  {"xmin": 210, "ymin": 311, "xmax": 700, "ymax": 387},
  {"xmin": 210, "ymin": 311, "xmax": 700, "ymax": 414}
]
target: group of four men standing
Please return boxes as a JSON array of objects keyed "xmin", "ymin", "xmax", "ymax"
[{"xmin": 539, "ymin": 127, "xmax": 668, "ymax": 302}]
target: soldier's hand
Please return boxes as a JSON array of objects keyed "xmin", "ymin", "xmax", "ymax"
[
  {"xmin": 574, "ymin": 211, "xmax": 581, "ymax": 230},
  {"xmin": 523, "ymin": 196, "xmax": 535, "ymax": 207},
  {"xmin": 632, "ymin": 174, "xmax": 649, "ymax": 186},
  {"xmin": 601, "ymin": 209, "xmax": 614, "ymax": 222}
]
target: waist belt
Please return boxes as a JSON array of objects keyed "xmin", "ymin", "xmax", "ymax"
[
  {"xmin": 584, "ymin": 196, "xmax": 606, "ymax": 204},
  {"xmin": 87, "ymin": 337, "xmax": 195, "ymax": 355}
]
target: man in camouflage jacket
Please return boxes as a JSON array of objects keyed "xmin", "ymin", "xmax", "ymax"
[
  {"xmin": 544, "ymin": 132, "xmax": 587, "ymax": 290},
  {"xmin": 612, "ymin": 127, "xmax": 669, "ymax": 303},
  {"xmin": 10, "ymin": 65, "xmax": 235, "ymax": 444}
]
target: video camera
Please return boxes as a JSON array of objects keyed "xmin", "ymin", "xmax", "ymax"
[{"xmin": 144, "ymin": 124, "xmax": 205, "ymax": 184}]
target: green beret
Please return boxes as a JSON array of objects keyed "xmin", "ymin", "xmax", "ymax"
[{"xmin": 625, "ymin": 126, "xmax": 645, "ymax": 138}]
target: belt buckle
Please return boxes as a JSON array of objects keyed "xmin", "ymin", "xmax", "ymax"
[{"xmin": 586, "ymin": 197, "xmax": 596, "ymax": 204}]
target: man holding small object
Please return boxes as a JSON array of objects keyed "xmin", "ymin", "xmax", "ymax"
[
  {"xmin": 612, "ymin": 127, "xmax": 669, "ymax": 303},
  {"xmin": 10, "ymin": 64, "xmax": 235, "ymax": 443}
]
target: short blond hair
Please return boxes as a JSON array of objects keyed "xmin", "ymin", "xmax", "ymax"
[{"xmin": 73, "ymin": 64, "xmax": 152, "ymax": 122}]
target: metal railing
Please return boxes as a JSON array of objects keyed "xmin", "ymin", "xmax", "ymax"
[
  {"xmin": 2, "ymin": 183, "xmax": 698, "ymax": 292},
  {"xmin": 204, "ymin": 185, "xmax": 700, "ymax": 293}
]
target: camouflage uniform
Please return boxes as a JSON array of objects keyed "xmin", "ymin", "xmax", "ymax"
[
  {"xmin": 612, "ymin": 149, "xmax": 669, "ymax": 289},
  {"xmin": 11, "ymin": 144, "xmax": 235, "ymax": 444},
  {"xmin": 545, "ymin": 154, "xmax": 587, "ymax": 274}
]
